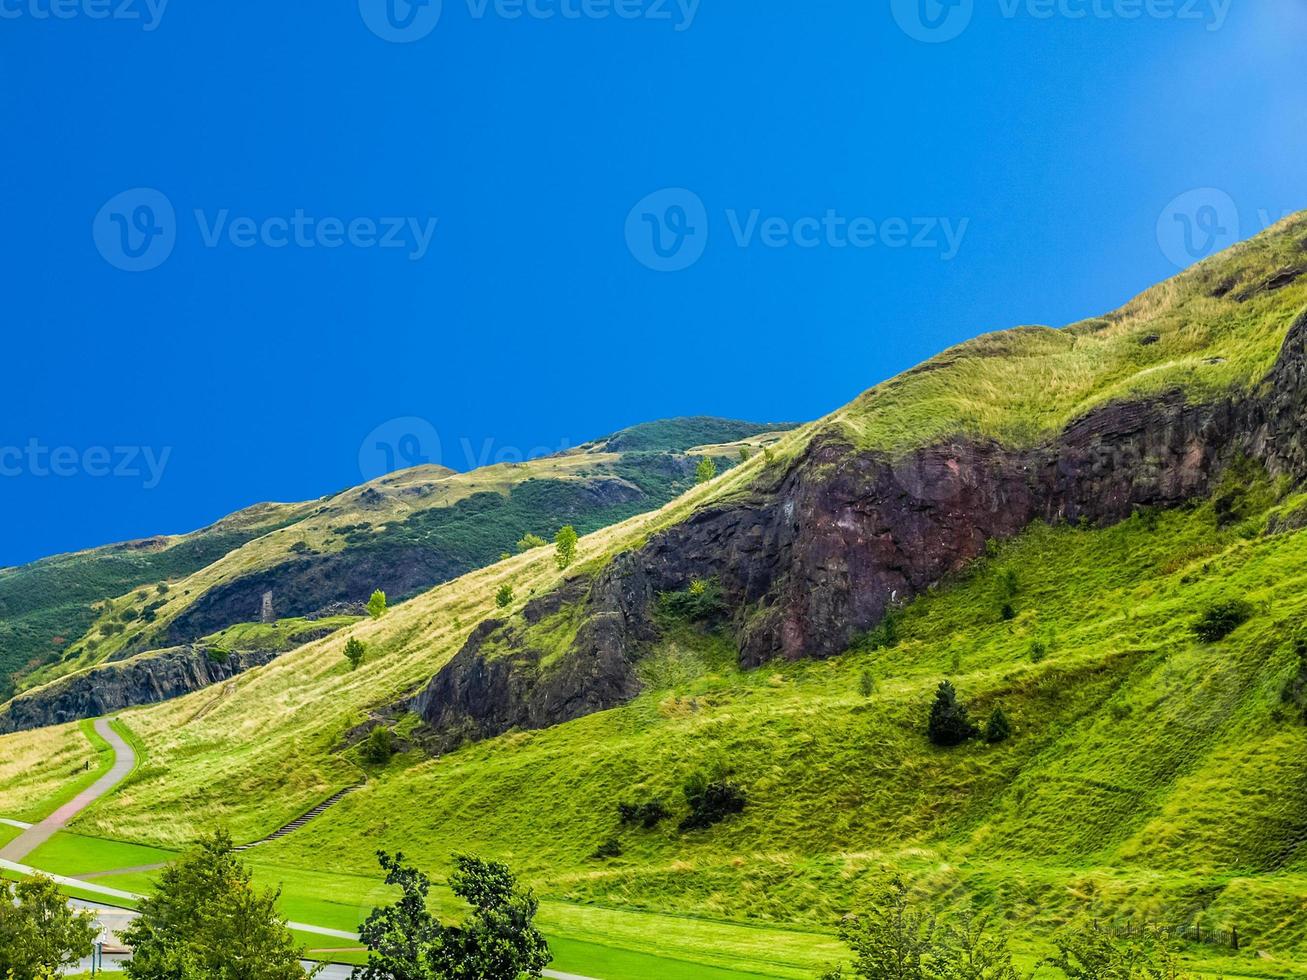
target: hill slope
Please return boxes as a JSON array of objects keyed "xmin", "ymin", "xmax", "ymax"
[
  {"xmin": 0, "ymin": 419, "xmax": 789, "ymax": 731},
  {"xmin": 3, "ymin": 213, "xmax": 1306, "ymax": 972}
]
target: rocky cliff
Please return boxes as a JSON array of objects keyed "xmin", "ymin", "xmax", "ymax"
[
  {"xmin": 0, "ymin": 646, "xmax": 276, "ymax": 734},
  {"xmin": 412, "ymin": 308, "xmax": 1307, "ymax": 748}
]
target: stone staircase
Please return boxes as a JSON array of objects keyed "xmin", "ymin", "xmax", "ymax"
[{"xmin": 235, "ymin": 784, "xmax": 361, "ymax": 851}]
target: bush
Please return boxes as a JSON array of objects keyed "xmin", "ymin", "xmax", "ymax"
[
  {"xmin": 367, "ymin": 590, "xmax": 388, "ymax": 620},
  {"xmin": 1193, "ymin": 599, "xmax": 1254, "ymax": 642},
  {"xmin": 695, "ymin": 456, "xmax": 718, "ymax": 485},
  {"xmin": 1029, "ymin": 639, "xmax": 1048, "ymax": 663},
  {"xmin": 999, "ymin": 602, "xmax": 1016, "ymax": 622},
  {"xmin": 496, "ymin": 583, "xmax": 514, "ymax": 609},
  {"xmin": 590, "ymin": 837, "xmax": 623, "ymax": 860},
  {"xmin": 362, "ymin": 726, "xmax": 395, "ymax": 765},
  {"xmin": 344, "ymin": 637, "xmax": 366, "ymax": 671},
  {"xmin": 859, "ymin": 669, "xmax": 876, "ymax": 698},
  {"xmin": 1280, "ymin": 638, "xmax": 1307, "ymax": 724},
  {"xmin": 618, "ymin": 800, "xmax": 670, "ymax": 829},
  {"xmin": 984, "ymin": 706, "xmax": 1011, "ymax": 744},
  {"xmin": 658, "ymin": 578, "xmax": 726, "ymax": 623},
  {"xmin": 927, "ymin": 680, "xmax": 978, "ymax": 747},
  {"xmin": 679, "ymin": 772, "xmax": 746, "ymax": 832},
  {"xmin": 860, "ymin": 611, "xmax": 900, "ymax": 651},
  {"xmin": 516, "ymin": 533, "xmax": 547, "ymax": 553}
]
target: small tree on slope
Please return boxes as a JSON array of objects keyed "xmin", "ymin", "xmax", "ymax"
[{"xmin": 928, "ymin": 681, "xmax": 978, "ymax": 747}]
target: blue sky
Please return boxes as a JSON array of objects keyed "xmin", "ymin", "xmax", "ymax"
[{"xmin": 1, "ymin": 0, "xmax": 1303, "ymax": 566}]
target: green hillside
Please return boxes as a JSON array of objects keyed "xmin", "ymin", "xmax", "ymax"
[
  {"xmin": 0, "ymin": 501, "xmax": 315, "ymax": 699},
  {"xmin": 2, "ymin": 214, "xmax": 1305, "ymax": 977},
  {"xmin": 12, "ymin": 420, "xmax": 788, "ymax": 699}
]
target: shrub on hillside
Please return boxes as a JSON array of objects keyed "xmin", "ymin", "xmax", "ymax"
[
  {"xmin": 344, "ymin": 637, "xmax": 367, "ymax": 671},
  {"xmin": 362, "ymin": 726, "xmax": 395, "ymax": 765},
  {"xmin": 679, "ymin": 772, "xmax": 747, "ymax": 832},
  {"xmin": 516, "ymin": 533, "xmax": 547, "ymax": 552},
  {"xmin": 1193, "ymin": 599, "xmax": 1254, "ymax": 642},
  {"xmin": 859, "ymin": 669, "xmax": 877, "ymax": 698},
  {"xmin": 658, "ymin": 578, "xmax": 726, "ymax": 623},
  {"xmin": 927, "ymin": 681, "xmax": 978, "ymax": 747},
  {"xmin": 618, "ymin": 799, "xmax": 670, "ymax": 829},
  {"xmin": 985, "ymin": 706, "xmax": 1011, "ymax": 744},
  {"xmin": 1280, "ymin": 638, "xmax": 1307, "ymax": 724},
  {"xmin": 367, "ymin": 589, "xmax": 388, "ymax": 620},
  {"xmin": 496, "ymin": 583, "xmax": 514, "ymax": 609},
  {"xmin": 590, "ymin": 837, "xmax": 623, "ymax": 860},
  {"xmin": 695, "ymin": 456, "xmax": 718, "ymax": 485}
]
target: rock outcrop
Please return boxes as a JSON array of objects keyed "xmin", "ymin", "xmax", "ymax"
[
  {"xmin": 0, "ymin": 646, "xmax": 276, "ymax": 734},
  {"xmin": 413, "ymin": 311, "xmax": 1307, "ymax": 748}
]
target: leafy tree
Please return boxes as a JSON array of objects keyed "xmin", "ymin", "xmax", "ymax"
[
  {"xmin": 345, "ymin": 636, "xmax": 367, "ymax": 671},
  {"xmin": 984, "ymin": 707, "xmax": 1011, "ymax": 745},
  {"xmin": 554, "ymin": 525, "xmax": 578, "ymax": 571},
  {"xmin": 363, "ymin": 726, "xmax": 395, "ymax": 765},
  {"xmin": 353, "ymin": 852, "xmax": 443, "ymax": 980},
  {"xmin": 695, "ymin": 456, "xmax": 718, "ymax": 485},
  {"xmin": 123, "ymin": 830, "xmax": 312, "ymax": 980},
  {"xmin": 496, "ymin": 583, "xmax": 514, "ymax": 608},
  {"xmin": 837, "ymin": 877, "xmax": 935, "ymax": 980},
  {"xmin": 368, "ymin": 589, "xmax": 388, "ymax": 620},
  {"xmin": 0, "ymin": 874, "xmax": 97, "ymax": 980},
  {"xmin": 927, "ymin": 681, "xmax": 978, "ymax": 747},
  {"xmin": 516, "ymin": 533, "xmax": 548, "ymax": 552},
  {"xmin": 354, "ymin": 853, "xmax": 551, "ymax": 980},
  {"xmin": 934, "ymin": 910, "xmax": 1027, "ymax": 980},
  {"xmin": 1041, "ymin": 924, "xmax": 1149, "ymax": 980}
]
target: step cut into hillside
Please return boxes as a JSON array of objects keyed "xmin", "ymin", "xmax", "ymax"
[{"xmin": 413, "ymin": 215, "xmax": 1307, "ymax": 749}]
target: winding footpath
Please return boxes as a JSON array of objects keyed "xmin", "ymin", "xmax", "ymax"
[{"xmin": 0, "ymin": 718, "xmax": 134, "ymax": 863}]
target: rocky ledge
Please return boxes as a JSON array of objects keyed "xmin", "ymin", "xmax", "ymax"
[
  {"xmin": 412, "ymin": 310, "xmax": 1307, "ymax": 749},
  {"xmin": 0, "ymin": 646, "xmax": 277, "ymax": 734}
]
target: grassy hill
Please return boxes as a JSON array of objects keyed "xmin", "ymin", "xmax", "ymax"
[
  {"xmin": 0, "ymin": 501, "xmax": 316, "ymax": 699},
  {"xmin": 2, "ymin": 213, "xmax": 1305, "ymax": 976},
  {"xmin": 10, "ymin": 420, "xmax": 789, "ymax": 700}
]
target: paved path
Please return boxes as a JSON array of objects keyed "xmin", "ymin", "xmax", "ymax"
[{"xmin": 0, "ymin": 718, "xmax": 135, "ymax": 863}]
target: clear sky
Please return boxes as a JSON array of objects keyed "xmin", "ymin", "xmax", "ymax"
[{"xmin": 1, "ymin": 0, "xmax": 1303, "ymax": 566}]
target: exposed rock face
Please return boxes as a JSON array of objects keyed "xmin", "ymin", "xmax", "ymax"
[
  {"xmin": 414, "ymin": 312, "xmax": 1307, "ymax": 747},
  {"xmin": 0, "ymin": 646, "xmax": 276, "ymax": 734}
]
